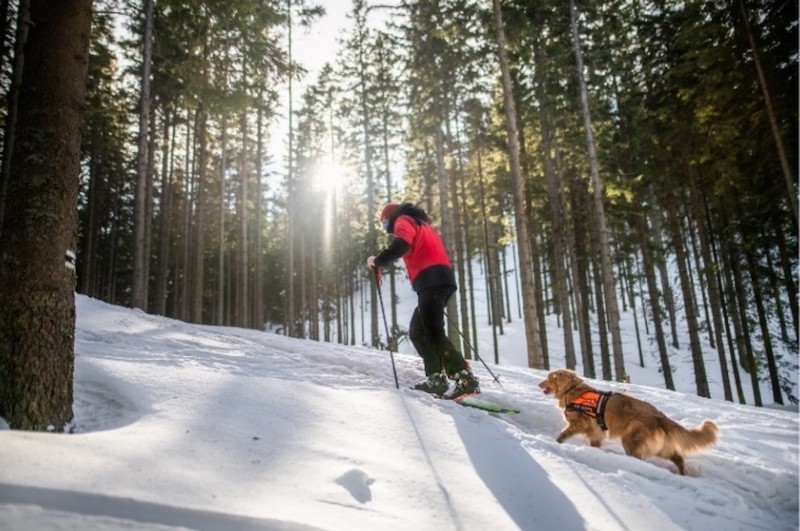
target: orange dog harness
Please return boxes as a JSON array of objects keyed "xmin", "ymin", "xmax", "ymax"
[{"xmin": 567, "ymin": 391, "xmax": 613, "ymax": 430}]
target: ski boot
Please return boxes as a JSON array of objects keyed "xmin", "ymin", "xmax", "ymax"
[
  {"xmin": 443, "ymin": 369, "xmax": 480, "ymax": 400},
  {"xmin": 413, "ymin": 372, "xmax": 449, "ymax": 396}
]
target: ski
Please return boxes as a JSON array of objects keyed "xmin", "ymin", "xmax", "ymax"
[
  {"xmin": 411, "ymin": 388, "xmax": 520, "ymax": 414},
  {"xmin": 455, "ymin": 394, "xmax": 520, "ymax": 414}
]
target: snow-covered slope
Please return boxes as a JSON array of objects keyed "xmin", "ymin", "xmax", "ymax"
[{"xmin": 0, "ymin": 295, "xmax": 796, "ymax": 530}]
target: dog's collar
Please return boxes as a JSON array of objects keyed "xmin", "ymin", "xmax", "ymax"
[{"xmin": 567, "ymin": 390, "xmax": 613, "ymax": 431}]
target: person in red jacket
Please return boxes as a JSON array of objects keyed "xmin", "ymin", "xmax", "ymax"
[{"xmin": 367, "ymin": 202, "xmax": 479, "ymax": 399}]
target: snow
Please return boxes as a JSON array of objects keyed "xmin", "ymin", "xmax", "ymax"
[{"xmin": 1, "ymin": 292, "xmax": 797, "ymax": 531}]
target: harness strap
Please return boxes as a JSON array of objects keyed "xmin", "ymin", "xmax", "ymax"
[{"xmin": 567, "ymin": 391, "xmax": 613, "ymax": 431}]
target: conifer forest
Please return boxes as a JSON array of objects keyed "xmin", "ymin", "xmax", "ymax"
[{"xmin": 0, "ymin": 0, "xmax": 797, "ymax": 429}]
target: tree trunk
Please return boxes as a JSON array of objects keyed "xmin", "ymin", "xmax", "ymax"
[
  {"xmin": 132, "ymin": 0, "xmax": 153, "ymax": 310},
  {"xmin": 569, "ymin": 0, "xmax": 625, "ymax": 381},
  {"xmin": 665, "ymin": 192, "xmax": 710, "ymax": 397},
  {"xmin": 591, "ymin": 242, "xmax": 612, "ymax": 381},
  {"xmin": 650, "ymin": 207, "xmax": 680, "ymax": 349},
  {"xmin": 154, "ymin": 110, "xmax": 174, "ymax": 316},
  {"xmin": 254, "ymin": 103, "xmax": 265, "ymax": 330},
  {"xmin": 353, "ymin": 6, "xmax": 377, "ymax": 347},
  {"xmin": 492, "ymin": 0, "xmax": 543, "ymax": 368},
  {"xmin": 286, "ymin": 0, "xmax": 295, "ymax": 337},
  {"xmin": 743, "ymin": 233, "xmax": 783, "ymax": 404},
  {"xmin": 690, "ymin": 171, "xmax": 733, "ymax": 401},
  {"xmin": 570, "ymin": 168, "xmax": 595, "ymax": 378},
  {"xmin": 701, "ymin": 190, "xmax": 746, "ymax": 403},
  {"xmin": 556, "ymin": 147, "xmax": 591, "ymax": 376},
  {"xmin": 636, "ymin": 211, "xmax": 674, "ymax": 390},
  {"xmin": 720, "ymin": 208, "xmax": 759, "ymax": 405},
  {"xmin": 433, "ymin": 119, "xmax": 458, "ymax": 342},
  {"xmin": 191, "ymin": 106, "xmax": 208, "ymax": 324},
  {"xmin": 216, "ymin": 114, "xmax": 227, "ymax": 325},
  {"xmin": 772, "ymin": 216, "xmax": 798, "ymax": 338},
  {"xmin": 736, "ymin": 0, "xmax": 796, "ymax": 221},
  {"xmin": 0, "ymin": 0, "xmax": 30, "ymax": 233},
  {"xmin": 477, "ymin": 144, "xmax": 501, "ymax": 364},
  {"xmin": 0, "ymin": 0, "xmax": 92, "ymax": 430},
  {"xmin": 622, "ymin": 253, "xmax": 644, "ymax": 367},
  {"xmin": 237, "ymin": 111, "xmax": 249, "ymax": 328},
  {"xmin": 450, "ymin": 114, "xmax": 471, "ymax": 359},
  {"xmin": 143, "ymin": 107, "xmax": 157, "ymax": 311},
  {"xmin": 533, "ymin": 34, "xmax": 575, "ymax": 368},
  {"xmin": 80, "ymin": 137, "xmax": 99, "ymax": 296}
]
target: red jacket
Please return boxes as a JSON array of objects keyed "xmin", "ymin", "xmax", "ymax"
[
  {"xmin": 390, "ymin": 215, "xmax": 455, "ymax": 291},
  {"xmin": 393, "ymin": 215, "xmax": 449, "ymax": 282}
]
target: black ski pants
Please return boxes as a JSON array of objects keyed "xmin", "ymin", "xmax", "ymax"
[{"xmin": 409, "ymin": 285, "xmax": 468, "ymax": 377}]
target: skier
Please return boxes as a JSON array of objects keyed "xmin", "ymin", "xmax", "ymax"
[{"xmin": 367, "ymin": 202, "xmax": 480, "ymax": 399}]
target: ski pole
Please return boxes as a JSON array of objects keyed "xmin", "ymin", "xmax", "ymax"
[
  {"xmin": 374, "ymin": 267, "xmax": 400, "ymax": 389},
  {"xmin": 445, "ymin": 311, "xmax": 502, "ymax": 386}
]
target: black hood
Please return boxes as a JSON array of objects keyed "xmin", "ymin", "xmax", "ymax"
[{"xmin": 386, "ymin": 203, "xmax": 429, "ymax": 233}]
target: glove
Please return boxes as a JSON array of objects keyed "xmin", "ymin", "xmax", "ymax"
[{"xmin": 367, "ymin": 256, "xmax": 382, "ymax": 286}]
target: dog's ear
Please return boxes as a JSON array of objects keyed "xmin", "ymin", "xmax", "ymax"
[
  {"xmin": 553, "ymin": 370, "xmax": 568, "ymax": 390},
  {"xmin": 554, "ymin": 369, "xmax": 579, "ymax": 392}
]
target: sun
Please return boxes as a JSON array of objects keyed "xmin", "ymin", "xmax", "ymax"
[{"xmin": 312, "ymin": 160, "xmax": 348, "ymax": 194}]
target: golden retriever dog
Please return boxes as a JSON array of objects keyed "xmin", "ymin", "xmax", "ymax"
[{"xmin": 539, "ymin": 369, "xmax": 718, "ymax": 475}]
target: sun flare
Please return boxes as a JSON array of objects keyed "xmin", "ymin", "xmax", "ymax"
[{"xmin": 312, "ymin": 160, "xmax": 348, "ymax": 194}]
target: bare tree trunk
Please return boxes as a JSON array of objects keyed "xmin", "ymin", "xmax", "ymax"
[
  {"xmin": 636, "ymin": 210, "xmax": 674, "ymax": 390},
  {"xmin": 701, "ymin": 190, "xmax": 746, "ymax": 403},
  {"xmin": 650, "ymin": 207, "xmax": 680, "ymax": 348},
  {"xmin": 557, "ymin": 148, "xmax": 591, "ymax": 376},
  {"xmin": 736, "ymin": 0, "xmax": 796, "ymax": 221},
  {"xmin": 216, "ymin": 115, "xmax": 227, "ymax": 325},
  {"xmin": 285, "ymin": 0, "xmax": 295, "ymax": 336},
  {"xmin": 353, "ymin": 5, "xmax": 378, "ymax": 347},
  {"xmin": 569, "ymin": 0, "xmax": 625, "ymax": 381},
  {"xmin": 0, "ymin": 0, "xmax": 92, "ymax": 430},
  {"xmin": 449, "ymin": 113, "xmax": 470, "ymax": 358},
  {"xmin": 191, "ymin": 107, "xmax": 208, "ymax": 324},
  {"xmin": 492, "ymin": 0, "xmax": 543, "ymax": 368},
  {"xmin": 433, "ymin": 118, "xmax": 458, "ymax": 341},
  {"xmin": 132, "ymin": 0, "xmax": 154, "ymax": 310},
  {"xmin": 80, "ymin": 139, "xmax": 99, "ymax": 296},
  {"xmin": 0, "ymin": 0, "xmax": 30, "ymax": 232},
  {"xmin": 591, "ymin": 241, "xmax": 612, "ymax": 381},
  {"xmin": 571, "ymin": 169, "xmax": 595, "ymax": 378},
  {"xmin": 143, "ymin": 108, "xmax": 157, "ymax": 311},
  {"xmin": 622, "ymin": 252, "xmax": 644, "ymax": 367},
  {"xmin": 666, "ymin": 192, "xmax": 710, "ymax": 397},
  {"xmin": 177, "ymin": 109, "xmax": 195, "ymax": 321},
  {"xmin": 690, "ymin": 171, "xmax": 733, "ymax": 401},
  {"xmin": 381, "ymin": 101, "xmax": 398, "ymax": 344},
  {"xmin": 476, "ymin": 143, "xmax": 500, "ymax": 364},
  {"xmin": 0, "ymin": 0, "xmax": 10, "ymax": 81},
  {"xmin": 720, "ymin": 207, "xmax": 759, "ymax": 405},
  {"xmin": 237, "ymin": 111, "xmax": 249, "ymax": 327},
  {"xmin": 742, "ymin": 231, "xmax": 783, "ymax": 404},
  {"xmin": 254, "ymin": 103, "xmax": 264, "ymax": 330},
  {"xmin": 772, "ymin": 217, "xmax": 798, "ymax": 338},
  {"xmin": 154, "ymin": 110, "xmax": 174, "ymax": 316},
  {"xmin": 533, "ymin": 37, "xmax": 576, "ymax": 369}
]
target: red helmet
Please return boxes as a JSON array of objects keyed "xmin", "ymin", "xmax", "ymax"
[{"xmin": 380, "ymin": 203, "xmax": 399, "ymax": 221}]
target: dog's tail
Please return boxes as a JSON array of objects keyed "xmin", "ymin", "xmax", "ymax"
[{"xmin": 675, "ymin": 420, "xmax": 719, "ymax": 453}]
